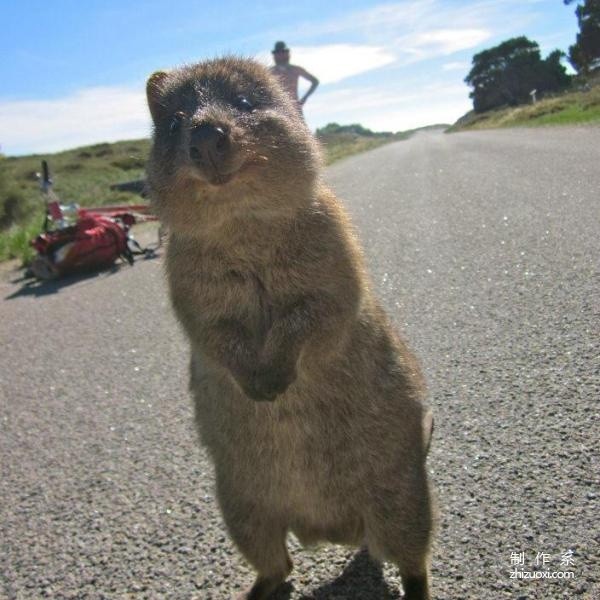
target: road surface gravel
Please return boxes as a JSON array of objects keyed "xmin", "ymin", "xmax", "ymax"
[{"xmin": 1, "ymin": 126, "xmax": 598, "ymax": 599}]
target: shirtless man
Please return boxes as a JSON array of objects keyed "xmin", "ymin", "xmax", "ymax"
[{"xmin": 269, "ymin": 41, "xmax": 319, "ymax": 113}]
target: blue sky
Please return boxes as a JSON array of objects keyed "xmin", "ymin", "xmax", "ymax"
[{"xmin": 0, "ymin": 0, "xmax": 580, "ymax": 155}]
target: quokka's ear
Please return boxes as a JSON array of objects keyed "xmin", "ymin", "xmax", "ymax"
[{"xmin": 146, "ymin": 71, "xmax": 169, "ymax": 124}]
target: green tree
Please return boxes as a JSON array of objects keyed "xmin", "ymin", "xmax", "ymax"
[
  {"xmin": 565, "ymin": 0, "xmax": 600, "ymax": 74},
  {"xmin": 542, "ymin": 49, "xmax": 574, "ymax": 90},
  {"xmin": 465, "ymin": 37, "xmax": 572, "ymax": 112}
]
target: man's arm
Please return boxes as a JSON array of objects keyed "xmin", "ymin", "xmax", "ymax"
[{"xmin": 297, "ymin": 67, "xmax": 319, "ymax": 105}]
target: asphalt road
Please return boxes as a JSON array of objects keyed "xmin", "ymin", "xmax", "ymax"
[{"xmin": 1, "ymin": 126, "xmax": 598, "ymax": 600}]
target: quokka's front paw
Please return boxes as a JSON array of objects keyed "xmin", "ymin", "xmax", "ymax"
[{"xmin": 243, "ymin": 362, "xmax": 297, "ymax": 402}]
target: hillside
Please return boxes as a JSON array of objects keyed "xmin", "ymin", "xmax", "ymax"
[
  {"xmin": 2, "ymin": 124, "xmax": 444, "ymax": 217},
  {"xmin": 1, "ymin": 124, "xmax": 447, "ymax": 263},
  {"xmin": 449, "ymin": 78, "xmax": 600, "ymax": 131},
  {"xmin": 3, "ymin": 139, "xmax": 151, "ymax": 216}
]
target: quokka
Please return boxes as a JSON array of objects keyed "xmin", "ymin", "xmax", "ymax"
[{"xmin": 146, "ymin": 57, "xmax": 435, "ymax": 600}]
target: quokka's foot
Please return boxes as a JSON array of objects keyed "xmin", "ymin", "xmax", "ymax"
[
  {"xmin": 234, "ymin": 574, "xmax": 287, "ymax": 600},
  {"xmin": 402, "ymin": 574, "xmax": 431, "ymax": 600}
]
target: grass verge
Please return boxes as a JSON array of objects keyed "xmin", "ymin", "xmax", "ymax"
[
  {"xmin": 449, "ymin": 84, "xmax": 600, "ymax": 131},
  {"xmin": 320, "ymin": 135, "xmax": 407, "ymax": 165}
]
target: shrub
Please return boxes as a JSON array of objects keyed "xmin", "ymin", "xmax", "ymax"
[
  {"xmin": 0, "ymin": 157, "xmax": 30, "ymax": 229},
  {"xmin": 111, "ymin": 156, "xmax": 147, "ymax": 170}
]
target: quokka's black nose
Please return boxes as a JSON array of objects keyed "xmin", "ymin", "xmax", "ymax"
[{"xmin": 189, "ymin": 124, "xmax": 230, "ymax": 165}]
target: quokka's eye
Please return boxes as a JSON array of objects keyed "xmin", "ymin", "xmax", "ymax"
[
  {"xmin": 169, "ymin": 111, "xmax": 186, "ymax": 134},
  {"xmin": 234, "ymin": 95, "xmax": 254, "ymax": 112}
]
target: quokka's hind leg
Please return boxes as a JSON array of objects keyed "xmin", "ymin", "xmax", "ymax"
[
  {"xmin": 230, "ymin": 521, "xmax": 292, "ymax": 600},
  {"xmin": 216, "ymin": 487, "xmax": 292, "ymax": 600},
  {"xmin": 364, "ymin": 475, "xmax": 434, "ymax": 600}
]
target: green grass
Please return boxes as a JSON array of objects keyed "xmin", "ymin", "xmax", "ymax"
[
  {"xmin": 449, "ymin": 83, "xmax": 600, "ymax": 131},
  {"xmin": 0, "ymin": 218, "xmax": 42, "ymax": 264}
]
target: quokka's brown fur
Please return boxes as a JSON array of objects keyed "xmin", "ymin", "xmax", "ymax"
[{"xmin": 146, "ymin": 57, "xmax": 435, "ymax": 600}]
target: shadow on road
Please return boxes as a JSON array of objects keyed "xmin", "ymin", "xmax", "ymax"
[
  {"xmin": 272, "ymin": 549, "xmax": 402, "ymax": 600},
  {"xmin": 5, "ymin": 263, "xmax": 127, "ymax": 300},
  {"xmin": 4, "ymin": 250, "xmax": 162, "ymax": 301}
]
